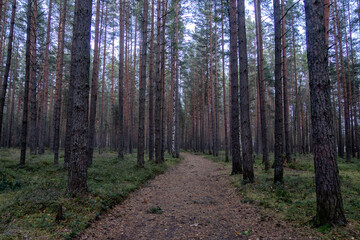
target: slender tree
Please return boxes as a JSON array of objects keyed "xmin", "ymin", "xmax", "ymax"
[
  {"xmin": 38, "ymin": 0, "xmax": 52, "ymax": 154},
  {"xmin": 53, "ymin": 0, "xmax": 67, "ymax": 165},
  {"xmin": 118, "ymin": 0, "xmax": 125, "ymax": 159},
  {"xmin": 137, "ymin": 0, "xmax": 149, "ymax": 167},
  {"xmin": 229, "ymin": 0, "xmax": 242, "ymax": 174},
  {"xmin": 238, "ymin": 0, "xmax": 253, "ymax": 183},
  {"xmin": 148, "ymin": 0, "xmax": 155, "ymax": 161},
  {"xmin": 274, "ymin": 0, "xmax": 283, "ymax": 183},
  {"xmin": 88, "ymin": 0, "xmax": 102, "ymax": 165},
  {"xmin": 0, "ymin": 0, "xmax": 16, "ymax": 142},
  {"xmin": 29, "ymin": 0, "xmax": 37, "ymax": 155},
  {"xmin": 281, "ymin": 0, "xmax": 291, "ymax": 163},
  {"xmin": 20, "ymin": 0, "xmax": 33, "ymax": 165},
  {"xmin": 254, "ymin": 0, "xmax": 269, "ymax": 170},
  {"xmin": 221, "ymin": 0, "xmax": 228, "ymax": 162}
]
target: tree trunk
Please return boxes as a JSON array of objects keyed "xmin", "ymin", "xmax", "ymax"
[
  {"xmin": 88, "ymin": 0, "xmax": 102, "ymax": 165},
  {"xmin": 304, "ymin": 0, "xmax": 346, "ymax": 226},
  {"xmin": 281, "ymin": 0, "xmax": 291, "ymax": 163},
  {"xmin": 238, "ymin": 0, "xmax": 253, "ymax": 183},
  {"xmin": 172, "ymin": 0, "xmax": 180, "ymax": 159},
  {"xmin": 221, "ymin": 0, "xmax": 228, "ymax": 162},
  {"xmin": 154, "ymin": 0, "xmax": 163, "ymax": 163},
  {"xmin": 334, "ymin": 0, "xmax": 351, "ymax": 162},
  {"xmin": 274, "ymin": 0, "xmax": 283, "ymax": 183},
  {"xmin": 118, "ymin": 0, "xmax": 125, "ymax": 159},
  {"xmin": 29, "ymin": 0, "xmax": 37, "ymax": 155},
  {"xmin": 20, "ymin": 0, "xmax": 33, "ymax": 164},
  {"xmin": 229, "ymin": 0, "xmax": 242, "ymax": 175},
  {"xmin": 53, "ymin": 0, "xmax": 67, "ymax": 165},
  {"xmin": 99, "ymin": 4, "xmax": 108, "ymax": 154},
  {"xmin": 137, "ymin": 0, "xmax": 149, "ymax": 167},
  {"xmin": 38, "ymin": 0, "xmax": 52, "ymax": 154},
  {"xmin": 67, "ymin": 0, "xmax": 92, "ymax": 196},
  {"xmin": 0, "ymin": 0, "xmax": 16, "ymax": 143},
  {"xmin": 254, "ymin": 0, "xmax": 269, "ymax": 170}
]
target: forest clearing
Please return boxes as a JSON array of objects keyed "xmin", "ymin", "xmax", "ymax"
[{"xmin": 0, "ymin": 0, "xmax": 360, "ymax": 239}]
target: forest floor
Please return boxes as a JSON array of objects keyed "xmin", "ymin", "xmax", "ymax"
[{"xmin": 80, "ymin": 152, "xmax": 319, "ymax": 240}]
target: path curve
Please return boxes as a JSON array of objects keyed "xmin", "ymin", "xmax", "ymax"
[{"xmin": 80, "ymin": 152, "xmax": 314, "ymax": 239}]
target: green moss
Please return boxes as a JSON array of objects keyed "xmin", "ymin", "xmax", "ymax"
[
  {"xmin": 0, "ymin": 149, "xmax": 180, "ymax": 239},
  {"xmin": 203, "ymin": 151, "xmax": 360, "ymax": 239}
]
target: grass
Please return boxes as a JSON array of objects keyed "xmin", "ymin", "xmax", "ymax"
[
  {"xmin": 202, "ymin": 151, "xmax": 360, "ymax": 239},
  {"xmin": 0, "ymin": 148, "xmax": 180, "ymax": 239}
]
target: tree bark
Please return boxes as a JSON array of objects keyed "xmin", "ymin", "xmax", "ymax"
[
  {"xmin": 137, "ymin": 0, "xmax": 149, "ymax": 167},
  {"xmin": 118, "ymin": 0, "xmax": 125, "ymax": 159},
  {"xmin": 20, "ymin": 0, "xmax": 33, "ymax": 165},
  {"xmin": 88, "ymin": 0, "xmax": 102, "ymax": 165},
  {"xmin": 99, "ymin": 4, "xmax": 108, "ymax": 154},
  {"xmin": 38, "ymin": 0, "xmax": 52, "ymax": 154},
  {"xmin": 29, "ymin": 0, "xmax": 37, "ymax": 155},
  {"xmin": 238, "ymin": 0, "xmax": 253, "ymax": 183},
  {"xmin": 304, "ymin": 0, "xmax": 346, "ymax": 226},
  {"xmin": 0, "ymin": 0, "xmax": 16, "ymax": 143},
  {"xmin": 229, "ymin": 0, "xmax": 242, "ymax": 174},
  {"xmin": 221, "ymin": 0, "xmax": 228, "ymax": 162},
  {"xmin": 53, "ymin": 0, "xmax": 67, "ymax": 165},
  {"xmin": 254, "ymin": 0, "xmax": 269, "ymax": 170},
  {"xmin": 334, "ymin": 0, "xmax": 351, "ymax": 162},
  {"xmin": 67, "ymin": 0, "xmax": 92, "ymax": 196},
  {"xmin": 274, "ymin": 0, "xmax": 283, "ymax": 183},
  {"xmin": 281, "ymin": 0, "xmax": 291, "ymax": 163}
]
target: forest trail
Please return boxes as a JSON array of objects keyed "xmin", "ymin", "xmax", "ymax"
[{"xmin": 80, "ymin": 153, "xmax": 315, "ymax": 240}]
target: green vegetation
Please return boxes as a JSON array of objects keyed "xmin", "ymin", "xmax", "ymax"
[
  {"xmin": 0, "ymin": 149, "xmax": 180, "ymax": 239},
  {"xmin": 203, "ymin": 152, "xmax": 360, "ymax": 239},
  {"xmin": 146, "ymin": 206, "xmax": 163, "ymax": 214}
]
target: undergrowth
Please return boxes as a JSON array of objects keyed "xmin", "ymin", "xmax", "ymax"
[
  {"xmin": 0, "ymin": 148, "xmax": 180, "ymax": 239},
  {"xmin": 203, "ymin": 151, "xmax": 360, "ymax": 239}
]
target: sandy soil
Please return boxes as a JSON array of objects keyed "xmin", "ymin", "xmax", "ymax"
[{"xmin": 80, "ymin": 152, "xmax": 316, "ymax": 240}]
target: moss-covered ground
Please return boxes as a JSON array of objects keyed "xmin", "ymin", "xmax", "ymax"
[{"xmin": 0, "ymin": 149, "xmax": 180, "ymax": 239}]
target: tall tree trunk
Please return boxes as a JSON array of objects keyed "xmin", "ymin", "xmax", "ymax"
[
  {"xmin": 8, "ymin": 45, "xmax": 18, "ymax": 147},
  {"xmin": 213, "ymin": 0, "xmax": 219, "ymax": 157},
  {"xmin": 99, "ymin": 4, "xmax": 108, "ymax": 154},
  {"xmin": 229, "ymin": 0, "xmax": 242, "ymax": 174},
  {"xmin": 160, "ymin": 0, "xmax": 167, "ymax": 161},
  {"xmin": 38, "ymin": 0, "xmax": 52, "ymax": 154},
  {"xmin": 254, "ymin": 0, "xmax": 269, "ymax": 170},
  {"xmin": 172, "ymin": 0, "xmax": 180, "ymax": 158},
  {"xmin": 0, "ymin": 0, "xmax": 16, "ymax": 142},
  {"xmin": 148, "ymin": 0, "xmax": 155, "ymax": 160},
  {"xmin": 281, "ymin": 0, "xmax": 291, "ymax": 163},
  {"xmin": 118, "ymin": 0, "xmax": 125, "ymax": 159},
  {"xmin": 53, "ymin": 0, "xmax": 67, "ymax": 165},
  {"xmin": 130, "ymin": 16, "xmax": 137, "ymax": 154},
  {"xmin": 332, "ymin": 10, "xmax": 343, "ymax": 158},
  {"xmin": 20, "ymin": 0, "xmax": 33, "ymax": 165},
  {"xmin": 334, "ymin": 0, "xmax": 351, "ymax": 161},
  {"xmin": 110, "ymin": 27, "xmax": 116, "ymax": 150},
  {"xmin": 304, "ymin": 0, "xmax": 346, "ymax": 226},
  {"xmin": 274, "ymin": 0, "xmax": 283, "ymax": 183},
  {"xmin": 221, "ymin": 0, "xmax": 228, "ymax": 162},
  {"xmin": 67, "ymin": 0, "xmax": 92, "ymax": 196},
  {"xmin": 238, "ymin": 0, "xmax": 253, "ymax": 183},
  {"xmin": 154, "ymin": 0, "xmax": 163, "ymax": 163},
  {"xmin": 29, "ymin": 0, "xmax": 37, "ymax": 155},
  {"xmin": 137, "ymin": 0, "xmax": 149, "ymax": 167},
  {"xmin": 88, "ymin": 0, "xmax": 102, "ymax": 164}
]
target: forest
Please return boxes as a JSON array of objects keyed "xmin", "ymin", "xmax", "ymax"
[{"xmin": 0, "ymin": 0, "xmax": 359, "ymax": 239}]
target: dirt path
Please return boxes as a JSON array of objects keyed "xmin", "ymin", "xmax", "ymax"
[{"xmin": 80, "ymin": 153, "xmax": 315, "ymax": 240}]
